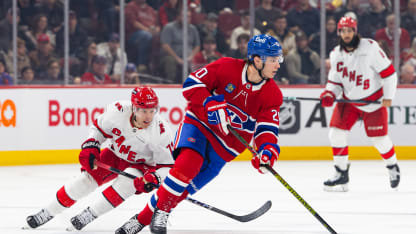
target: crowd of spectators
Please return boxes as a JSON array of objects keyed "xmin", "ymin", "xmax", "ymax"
[{"xmin": 0, "ymin": 0, "xmax": 415, "ymax": 85}]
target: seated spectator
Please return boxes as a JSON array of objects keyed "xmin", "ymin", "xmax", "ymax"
[
  {"xmin": 29, "ymin": 33, "xmax": 57, "ymax": 79},
  {"xmin": 285, "ymin": 30, "xmax": 320, "ymax": 84},
  {"xmin": 400, "ymin": 63, "xmax": 416, "ymax": 84},
  {"xmin": 158, "ymin": 0, "xmax": 181, "ymax": 28},
  {"xmin": 229, "ymin": 9, "xmax": 261, "ymax": 50},
  {"xmin": 192, "ymin": 36, "xmax": 222, "ymax": 71},
  {"xmin": 0, "ymin": 8, "xmax": 20, "ymax": 52},
  {"xmin": 227, "ymin": 33, "xmax": 250, "ymax": 59},
  {"xmin": 401, "ymin": 0, "xmax": 416, "ymax": 41},
  {"xmin": 374, "ymin": 14, "xmax": 410, "ymax": 58},
  {"xmin": 309, "ymin": 16, "xmax": 338, "ymax": 58},
  {"xmin": 43, "ymin": 59, "xmax": 63, "ymax": 84},
  {"xmin": 286, "ymin": 0, "xmax": 320, "ymax": 36},
  {"xmin": 75, "ymin": 40, "xmax": 97, "ymax": 76},
  {"xmin": 81, "ymin": 55, "xmax": 114, "ymax": 85},
  {"xmin": 3, "ymin": 38, "xmax": 31, "ymax": 77},
  {"xmin": 17, "ymin": 0, "xmax": 37, "ymax": 28},
  {"xmin": 334, "ymin": 0, "xmax": 363, "ymax": 22},
  {"xmin": 359, "ymin": 0, "xmax": 390, "ymax": 38},
  {"xmin": 55, "ymin": 11, "xmax": 88, "ymax": 59},
  {"xmin": 197, "ymin": 12, "xmax": 228, "ymax": 54},
  {"xmin": 125, "ymin": 0, "xmax": 160, "ymax": 73},
  {"xmin": 255, "ymin": 0, "xmax": 283, "ymax": 33},
  {"xmin": 24, "ymin": 14, "xmax": 56, "ymax": 51},
  {"xmin": 402, "ymin": 38, "xmax": 416, "ymax": 67},
  {"xmin": 266, "ymin": 14, "xmax": 296, "ymax": 56},
  {"xmin": 97, "ymin": 33, "xmax": 128, "ymax": 83},
  {"xmin": 0, "ymin": 59, "xmax": 13, "ymax": 85},
  {"xmin": 19, "ymin": 66, "xmax": 41, "ymax": 85},
  {"xmin": 125, "ymin": 63, "xmax": 140, "ymax": 84},
  {"xmin": 34, "ymin": 0, "xmax": 64, "ymax": 33},
  {"xmin": 160, "ymin": 9, "xmax": 200, "ymax": 83}
]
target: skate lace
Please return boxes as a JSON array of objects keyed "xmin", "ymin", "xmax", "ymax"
[
  {"xmin": 123, "ymin": 218, "xmax": 143, "ymax": 234},
  {"xmin": 76, "ymin": 208, "xmax": 96, "ymax": 226},
  {"xmin": 153, "ymin": 210, "xmax": 169, "ymax": 228},
  {"xmin": 34, "ymin": 209, "xmax": 52, "ymax": 225},
  {"xmin": 388, "ymin": 166, "xmax": 400, "ymax": 180}
]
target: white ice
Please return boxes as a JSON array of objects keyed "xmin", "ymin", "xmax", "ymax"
[{"xmin": 1, "ymin": 160, "xmax": 416, "ymax": 234}]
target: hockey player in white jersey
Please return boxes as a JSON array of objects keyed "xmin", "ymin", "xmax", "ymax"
[
  {"xmin": 25, "ymin": 86, "xmax": 174, "ymax": 231},
  {"xmin": 320, "ymin": 16, "xmax": 400, "ymax": 192}
]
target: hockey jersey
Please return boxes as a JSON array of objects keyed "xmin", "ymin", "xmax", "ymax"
[
  {"xmin": 326, "ymin": 38, "xmax": 397, "ymax": 112},
  {"xmin": 88, "ymin": 100, "xmax": 174, "ymax": 167},
  {"xmin": 182, "ymin": 57, "xmax": 283, "ymax": 162}
]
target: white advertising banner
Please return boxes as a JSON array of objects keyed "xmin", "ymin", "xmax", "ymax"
[{"xmin": 0, "ymin": 87, "xmax": 414, "ymax": 151}]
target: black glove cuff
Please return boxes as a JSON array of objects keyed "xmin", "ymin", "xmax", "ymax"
[{"xmin": 81, "ymin": 140, "xmax": 100, "ymax": 151}]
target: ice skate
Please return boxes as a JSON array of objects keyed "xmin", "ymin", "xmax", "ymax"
[
  {"xmin": 69, "ymin": 207, "xmax": 97, "ymax": 230},
  {"xmin": 387, "ymin": 164, "xmax": 400, "ymax": 189},
  {"xmin": 150, "ymin": 208, "xmax": 170, "ymax": 234},
  {"xmin": 115, "ymin": 214, "xmax": 145, "ymax": 234},
  {"xmin": 25, "ymin": 208, "xmax": 54, "ymax": 229},
  {"xmin": 323, "ymin": 164, "xmax": 350, "ymax": 192}
]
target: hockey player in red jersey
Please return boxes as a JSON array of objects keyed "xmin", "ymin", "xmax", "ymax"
[
  {"xmin": 25, "ymin": 87, "xmax": 174, "ymax": 231},
  {"xmin": 320, "ymin": 16, "xmax": 400, "ymax": 192},
  {"xmin": 116, "ymin": 34, "xmax": 284, "ymax": 234}
]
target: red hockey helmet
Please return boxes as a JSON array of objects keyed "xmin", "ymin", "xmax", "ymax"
[
  {"xmin": 131, "ymin": 86, "xmax": 159, "ymax": 109},
  {"xmin": 337, "ymin": 16, "xmax": 357, "ymax": 35}
]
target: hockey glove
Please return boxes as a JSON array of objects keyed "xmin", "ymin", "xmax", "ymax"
[
  {"xmin": 320, "ymin": 90, "xmax": 335, "ymax": 107},
  {"xmin": 203, "ymin": 95, "xmax": 231, "ymax": 136},
  {"xmin": 79, "ymin": 138, "xmax": 100, "ymax": 172},
  {"xmin": 134, "ymin": 171, "xmax": 161, "ymax": 193},
  {"xmin": 252, "ymin": 143, "xmax": 280, "ymax": 174}
]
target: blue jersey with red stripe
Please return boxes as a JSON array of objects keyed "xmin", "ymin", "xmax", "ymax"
[{"xmin": 177, "ymin": 57, "xmax": 283, "ymax": 162}]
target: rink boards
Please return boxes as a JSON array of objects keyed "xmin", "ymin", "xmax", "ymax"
[{"xmin": 0, "ymin": 85, "xmax": 414, "ymax": 165}]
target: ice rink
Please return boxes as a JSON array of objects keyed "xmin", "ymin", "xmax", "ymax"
[{"xmin": 1, "ymin": 160, "xmax": 415, "ymax": 234}]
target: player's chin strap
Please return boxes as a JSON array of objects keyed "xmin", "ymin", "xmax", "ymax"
[
  {"xmin": 252, "ymin": 57, "xmax": 268, "ymax": 82},
  {"xmin": 226, "ymin": 125, "xmax": 338, "ymax": 234}
]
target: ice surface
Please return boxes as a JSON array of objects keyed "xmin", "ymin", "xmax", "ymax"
[{"xmin": 1, "ymin": 160, "xmax": 415, "ymax": 234}]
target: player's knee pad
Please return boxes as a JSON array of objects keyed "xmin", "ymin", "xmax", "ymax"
[
  {"xmin": 111, "ymin": 168, "xmax": 143, "ymax": 199},
  {"xmin": 65, "ymin": 171, "xmax": 99, "ymax": 200},
  {"xmin": 370, "ymin": 135, "xmax": 393, "ymax": 153},
  {"xmin": 328, "ymin": 128, "xmax": 348, "ymax": 147}
]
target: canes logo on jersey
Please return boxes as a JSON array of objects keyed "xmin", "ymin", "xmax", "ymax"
[
  {"xmin": 227, "ymin": 103, "xmax": 256, "ymax": 132},
  {"xmin": 336, "ymin": 62, "xmax": 370, "ymax": 89}
]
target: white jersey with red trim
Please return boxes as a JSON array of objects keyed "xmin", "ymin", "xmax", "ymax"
[
  {"xmin": 326, "ymin": 38, "xmax": 397, "ymax": 112},
  {"xmin": 87, "ymin": 100, "xmax": 174, "ymax": 167}
]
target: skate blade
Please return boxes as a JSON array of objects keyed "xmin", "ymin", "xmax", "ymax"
[
  {"xmin": 66, "ymin": 226, "xmax": 76, "ymax": 232},
  {"xmin": 323, "ymin": 184, "xmax": 349, "ymax": 192},
  {"xmin": 21, "ymin": 224, "xmax": 32, "ymax": 230}
]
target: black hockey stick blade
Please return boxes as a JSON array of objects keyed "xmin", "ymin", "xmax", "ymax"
[{"xmin": 186, "ymin": 197, "xmax": 272, "ymax": 222}]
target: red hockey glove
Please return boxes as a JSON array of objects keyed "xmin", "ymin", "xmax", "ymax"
[
  {"xmin": 320, "ymin": 90, "xmax": 336, "ymax": 107},
  {"xmin": 203, "ymin": 95, "xmax": 231, "ymax": 136},
  {"xmin": 252, "ymin": 143, "xmax": 280, "ymax": 174},
  {"xmin": 79, "ymin": 138, "xmax": 100, "ymax": 172},
  {"xmin": 134, "ymin": 171, "xmax": 161, "ymax": 193}
]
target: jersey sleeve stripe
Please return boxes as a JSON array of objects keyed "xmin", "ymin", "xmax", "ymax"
[
  {"xmin": 254, "ymin": 123, "xmax": 279, "ymax": 139},
  {"xmin": 379, "ymin": 63, "xmax": 395, "ymax": 79},
  {"xmin": 183, "ymin": 75, "xmax": 206, "ymax": 90},
  {"xmin": 328, "ymin": 80, "xmax": 343, "ymax": 87},
  {"xmin": 93, "ymin": 119, "xmax": 113, "ymax": 138}
]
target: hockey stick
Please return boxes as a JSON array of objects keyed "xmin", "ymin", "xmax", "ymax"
[
  {"xmin": 95, "ymin": 160, "xmax": 272, "ymax": 222},
  {"xmin": 227, "ymin": 125, "xmax": 338, "ymax": 234},
  {"xmin": 284, "ymin": 96, "xmax": 380, "ymax": 104}
]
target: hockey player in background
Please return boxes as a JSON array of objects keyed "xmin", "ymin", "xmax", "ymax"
[
  {"xmin": 320, "ymin": 16, "xmax": 400, "ymax": 192},
  {"xmin": 115, "ymin": 34, "xmax": 284, "ymax": 234},
  {"xmin": 25, "ymin": 87, "xmax": 174, "ymax": 231}
]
